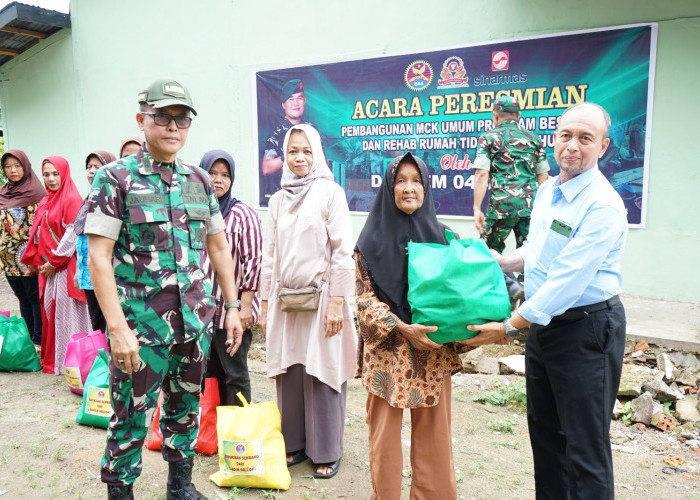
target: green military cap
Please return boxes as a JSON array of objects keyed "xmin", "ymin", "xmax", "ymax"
[
  {"xmin": 493, "ymin": 95, "xmax": 520, "ymax": 113},
  {"xmin": 138, "ymin": 78, "xmax": 197, "ymax": 115},
  {"xmin": 280, "ymin": 79, "xmax": 304, "ymax": 102}
]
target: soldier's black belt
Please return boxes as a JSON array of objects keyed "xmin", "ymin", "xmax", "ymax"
[{"xmin": 552, "ymin": 295, "xmax": 621, "ymax": 321}]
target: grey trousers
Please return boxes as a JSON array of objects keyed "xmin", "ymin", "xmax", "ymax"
[{"xmin": 275, "ymin": 363, "xmax": 347, "ymax": 464}]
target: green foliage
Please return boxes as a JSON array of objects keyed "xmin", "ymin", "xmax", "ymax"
[
  {"xmin": 488, "ymin": 416, "xmax": 518, "ymax": 433},
  {"xmin": 472, "ymin": 379, "xmax": 527, "ymax": 412},
  {"xmin": 494, "ymin": 440, "xmax": 523, "ymax": 449},
  {"xmin": 259, "ymin": 490, "xmax": 281, "ymax": 499},
  {"xmin": 620, "ymin": 401, "xmax": 632, "ymax": 425},
  {"xmin": 228, "ymin": 486, "xmax": 250, "ymax": 500}
]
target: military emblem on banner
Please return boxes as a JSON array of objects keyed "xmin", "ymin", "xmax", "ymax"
[
  {"xmin": 404, "ymin": 60, "xmax": 433, "ymax": 91},
  {"xmin": 437, "ymin": 56, "xmax": 470, "ymax": 89}
]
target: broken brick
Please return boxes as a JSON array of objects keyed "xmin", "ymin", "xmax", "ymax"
[{"xmin": 651, "ymin": 412, "xmax": 677, "ymax": 431}]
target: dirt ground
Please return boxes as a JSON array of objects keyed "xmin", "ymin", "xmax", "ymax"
[{"xmin": 1, "ymin": 277, "xmax": 699, "ymax": 499}]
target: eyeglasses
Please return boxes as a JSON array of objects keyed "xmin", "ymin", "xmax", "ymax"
[{"xmin": 141, "ymin": 112, "xmax": 192, "ymax": 129}]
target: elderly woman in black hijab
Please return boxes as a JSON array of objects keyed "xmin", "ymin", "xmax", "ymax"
[
  {"xmin": 200, "ymin": 149, "xmax": 263, "ymax": 406},
  {"xmin": 355, "ymin": 152, "xmax": 463, "ymax": 499}
]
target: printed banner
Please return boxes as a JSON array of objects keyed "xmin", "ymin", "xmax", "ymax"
[{"xmin": 256, "ymin": 24, "xmax": 655, "ymax": 225}]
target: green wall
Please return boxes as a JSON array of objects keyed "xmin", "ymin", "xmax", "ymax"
[{"xmin": 0, "ymin": 0, "xmax": 698, "ymax": 302}]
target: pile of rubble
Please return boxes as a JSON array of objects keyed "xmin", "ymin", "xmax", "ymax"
[
  {"xmin": 615, "ymin": 341, "xmax": 700, "ymax": 444},
  {"xmin": 459, "ymin": 339, "xmax": 700, "ymax": 447}
]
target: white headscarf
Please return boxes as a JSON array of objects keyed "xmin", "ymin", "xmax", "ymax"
[{"xmin": 280, "ymin": 124, "xmax": 334, "ymax": 201}]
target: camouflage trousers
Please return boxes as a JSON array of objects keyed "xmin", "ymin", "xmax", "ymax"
[
  {"xmin": 100, "ymin": 334, "xmax": 211, "ymax": 486},
  {"xmin": 483, "ymin": 212, "xmax": 531, "ymax": 253}
]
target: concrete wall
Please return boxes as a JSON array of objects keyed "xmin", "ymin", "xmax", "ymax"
[{"xmin": 0, "ymin": 0, "xmax": 698, "ymax": 302}]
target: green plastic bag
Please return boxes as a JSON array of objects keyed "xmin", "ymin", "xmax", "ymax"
[
  {"xmin": 408, "ymin": 231, "xmax": 511, "ymax": 343},
  {"xmin": 0, "ymin": 315, "xmax": 41, "ymax": 371},
  {"xmin": 76, "ymin": 348, "xmax": 113, "ymax": 428}
]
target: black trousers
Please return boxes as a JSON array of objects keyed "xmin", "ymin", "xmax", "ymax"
[
  {"xmin": 525, "ymin": 300, "xmax": 626, "ymax": 500},
  {"xmin": 84, "ymin": 288, "xmax": 106, "ymax": 333},
  {"xmin": 6, "ymin": 275, "xmax": 42, "ymax": 345},
  {"xmin": 205, "ymin": 328, "xmax": 252, "ymax": 406}
]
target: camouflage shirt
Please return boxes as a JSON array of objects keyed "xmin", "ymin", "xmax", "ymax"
[
  {"xmin": 84, "ymin": 148, "xmax": 225, "ymax": 346},
  {"xmin": 473, "ymin": 119, "xmax": 549, "ymax": 218}
]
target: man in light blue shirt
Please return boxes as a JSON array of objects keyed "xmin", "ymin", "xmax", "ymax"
[{"xmin": 465, "ymin": 102, "xmax": 628, "ymax": 499}]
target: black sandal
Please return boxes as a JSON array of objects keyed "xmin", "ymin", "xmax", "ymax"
[
  {"xmin": 313, "ymin": 458, "xmax": 341, "ymax": 479},
  {"xmin": 286, "ymin": 449, "xmax": 308, "ymax": 467}
]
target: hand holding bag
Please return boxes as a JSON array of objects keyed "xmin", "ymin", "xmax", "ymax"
[
  {"xmin": 63, "ymin": 329, "xmax": 109, "ymax": 394},
  {"xmin": 209, "ymin": 393, "xmax": 291, "ymax": 490},
  {"xmin": 408, "ymin": 230, "xmax": 511, "ymax": 343},
  {"xmin": 75, "ymin": 348, "xmax": 113, "ymax": 428}
]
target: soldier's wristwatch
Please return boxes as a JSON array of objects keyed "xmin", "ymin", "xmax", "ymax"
[
  {"xmin": 502, "ymin": 318, "xmax": 519, "ymax": 339},
  {"xmin": 224, "ymin": 300, "xmax": 241, "ymax": 311}
]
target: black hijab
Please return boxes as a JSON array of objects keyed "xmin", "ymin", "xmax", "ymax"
[
  {"xmin": 199, "ymin": 149, "xmax": 239, "ymax": 219},
  {"xmin": 355, "ymin": 152, "xmax": 447, "ymax": 323}
]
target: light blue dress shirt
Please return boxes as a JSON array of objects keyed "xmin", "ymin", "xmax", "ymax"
[{"xmin": 515, "ymin": 165, "xmax": 627, "ymax": 326}]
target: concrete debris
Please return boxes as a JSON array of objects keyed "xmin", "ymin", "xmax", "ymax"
[
  {"xmin": 612, "ymin": 399, "xmax": 624, "ymax": 419},
  {"xmin": 610, "ymin": 430, "xmax": 630, "ymax": 445},
  {"xmin": 475, "ymin": 356, "xmax": 500, "ymax": 375},
  {"xmin": 668, "ymin": 352, "xmax": 700, "ymax": 370},
  {"xmin": 675, "ymin": 398, "xmax": 700, "ymax": 424},
  {"xmin": 676, "ymin": 368, "xmax": 700, "ymax": 387},
  {"xmin": 657, "ymin": 353, "xmax": 675, "ymax": 381},
  {"xmin": 642, "ymin": 378, "xmax": 682, "ymax": 403},
  {"xmin": 611, "ymin": 444, "xmax": 637, "ymax": 454},
  {"xmin": 630, "ymin": 393, "xmax": 655, "ymax": 425},
  {"xmin": 618, "ymin": 364, "xmax": 661, "ymax": 397},
  {"xmin": 498, "ymin": 354, "xmax": 525, "ymax": 375}
]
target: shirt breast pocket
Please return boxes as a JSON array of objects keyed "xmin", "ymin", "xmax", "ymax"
[
  {"xmin": 127, "ymin": 208, "xmax": 171, "ymax": 252},
  {"xmin": 537, "ymin": 228, "xmax": 570, "ymax": 269},
  {"xmin": 185, "ymin": 204, "xmax": 210, "ymax": 250}
]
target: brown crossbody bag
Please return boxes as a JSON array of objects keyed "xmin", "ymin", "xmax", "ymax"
[{"xmin": 274, "ymin": 198, "xmax": 328, "ymax": 312}]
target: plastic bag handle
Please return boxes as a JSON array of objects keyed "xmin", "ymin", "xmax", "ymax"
[
  {"xmin": 445, "ymin": 229, "xmax": 456, "ymax": 243},
  {"xmin": 236, "ymin": 391, "xmax": 250, "ymax": 407}
]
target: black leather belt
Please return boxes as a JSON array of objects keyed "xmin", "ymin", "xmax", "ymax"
[{"xmin": 552, "ymin": 295, "xmax": 621, "ymax": 321}]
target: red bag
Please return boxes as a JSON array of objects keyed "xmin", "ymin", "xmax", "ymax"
[
  {"xmin": 145, "ymin": 377, "xmax": 220, "ymax": 455},
  {"xmin": 63, "ymin": 330, "xmax": 109, "ymax": 394}
]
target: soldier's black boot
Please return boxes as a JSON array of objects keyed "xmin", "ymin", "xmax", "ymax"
[
  {"xmin": 107, "ymin": 484, "xmax": 134, "ymax": 500},
  {"xmin": 166, "ymin": 457, "xmax": 206, "ymax": 500}
]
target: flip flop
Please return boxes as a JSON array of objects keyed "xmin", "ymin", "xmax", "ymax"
[
  {"xmin": 286, "ymin": 449, "xmax": 308, "ymax": 467},
  {"xmin": 313, "ymin": 458, "xmax": 341, "ymax": 479}
]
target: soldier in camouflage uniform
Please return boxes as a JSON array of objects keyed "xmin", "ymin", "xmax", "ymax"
[
  {"xmin": 472, "ymin": 95, "xmax": 550, "ymax": 253},
  {"xmin": 259, "ymin": 79, "xmax": 314, "ymax": 205},
  {"xmin": 85, "ymin": 79, "xmax": 243, "ymax": 500}
]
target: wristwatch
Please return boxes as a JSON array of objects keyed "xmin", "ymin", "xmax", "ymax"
[
  {"xmin": 502, "ymin": 318, "xmax": 519, "ymax": 339},
  {"xmin": 224, "ymin": 300, "xmax": 241, "ymax": 311}
]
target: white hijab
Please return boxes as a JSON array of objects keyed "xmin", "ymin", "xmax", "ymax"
[{"xmin": 280, "ymin": 124, "xmax": 334, "ymax": 209}]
